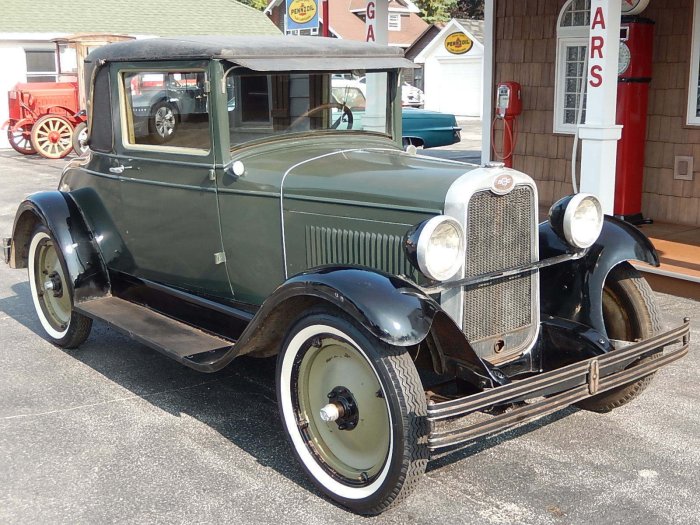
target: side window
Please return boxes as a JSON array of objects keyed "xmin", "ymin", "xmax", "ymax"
[{"xmin": 121, "ymin": 70, "xmax": 210, "ymax": 150}]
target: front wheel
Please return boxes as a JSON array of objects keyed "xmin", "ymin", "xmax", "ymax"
[
  {"xmin": 276, "ymin": 311, "xmax": 428, "ymax": 514},
  {"xmin": 149, "ymin": 101, "xmax": 177, "ymax": 143},
  {"xmin": 28, "ymin": 225, "xmax": 92, "ymax": 348},
  {"xmin": 72, "ymin": 122, "xmax": 89, "ymax": 156},
  {"xmin": 576, "ymin": 263, "xmax": 662, "ymax": 413},
  {"xmin": 30, "ymin": 115, "xmax": 74, "ymax": 159}
]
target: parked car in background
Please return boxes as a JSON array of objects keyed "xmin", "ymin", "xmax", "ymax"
[
  {"xmin": 3, "ymin": 35, "xmax": 690, "ymax": 516},
  {"xmin": 401, "ymin": 81, "xmax": 424, "ymax": 107},
  {"xmin": 332, "ymin": 78, "xmax": 460, "ymax": 148},
  {"xmin": 357, "ymin": 76, "xmax": 424, "ymax": 107}
]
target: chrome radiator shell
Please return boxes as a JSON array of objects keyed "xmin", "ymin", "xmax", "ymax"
[{"xmin": 442, "ymin": 166, "xmax": 540, "ymax": 363}]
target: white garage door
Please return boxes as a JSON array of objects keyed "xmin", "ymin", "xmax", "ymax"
[{"xmin": 438, "ymin": 59, "xmax": 482, "ymax": 117}]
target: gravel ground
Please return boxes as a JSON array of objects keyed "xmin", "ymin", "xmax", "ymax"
[{"xmin": 0, "ymin": 149, "xmax": 698, "ymax": 525}]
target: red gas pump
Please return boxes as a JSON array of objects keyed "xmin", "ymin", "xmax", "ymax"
[
  {"xmin": 615, "ymin": 16, "xmax": 654, "ymax": 224},
  {"xmin": 492, "ymin": 82, "xmax": 522, "ymax": 168}
]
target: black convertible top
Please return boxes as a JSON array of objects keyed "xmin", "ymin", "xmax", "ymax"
[{"xmin": 86, "ymin": 35, "xmax": 416, "ymax": 71}]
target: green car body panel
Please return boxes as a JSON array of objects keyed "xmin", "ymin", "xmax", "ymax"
[{"xmin": 59, "ymin": 57, "xmax": 474, "ymax": 307}]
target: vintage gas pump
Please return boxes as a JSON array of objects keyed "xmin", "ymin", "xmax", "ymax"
[
  {"xmin": 615, "ymin": 17, "xmax": 655, "ymax": 224},
  {"xmin": 492, "ymin": 82, "xmax": 522, "ymax": 168}
]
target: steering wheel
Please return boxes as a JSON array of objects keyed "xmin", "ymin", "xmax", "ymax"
[
  {"xmin": 290, "ymin": 103, "xmax": 353, "ymax": 130},
  {"xmin": 166, "ymin": 77, "xmax": 182, "ymax": 88}
]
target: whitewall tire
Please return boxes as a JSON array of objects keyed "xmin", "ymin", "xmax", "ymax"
[
  {"xmin": 27, "ymin": 225, "xmax": 92, "ymax": 348},
  {"xmin": 276, "ymin": 310, "xmax": 428, "ymax": 515}
]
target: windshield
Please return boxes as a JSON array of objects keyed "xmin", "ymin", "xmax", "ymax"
[{"xmin": 225, "ymin": 70, "xmax": 392, "ymax": 149}]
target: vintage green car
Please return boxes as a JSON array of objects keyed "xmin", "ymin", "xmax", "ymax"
[{"xmin": 2, "ymin": 36, "xmax": 690, "ymax": 515}]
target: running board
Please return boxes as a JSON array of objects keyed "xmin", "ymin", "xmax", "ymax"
[{"xmin": 75, "ymin": 296, "xmax": 235, "ymax": 364}]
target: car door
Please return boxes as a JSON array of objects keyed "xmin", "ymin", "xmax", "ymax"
[{"xmin": 112, "ymin": 61, "xmax": 231, "ymax": 299}]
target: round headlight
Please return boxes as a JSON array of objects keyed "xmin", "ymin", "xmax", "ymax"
[
  {"xmin": 563, "ymin": 193, "xmax": 604, "ymax": 249},
  {"xmin": 416, "ymin": 216, "xmax": 465, "ymax": 281}
]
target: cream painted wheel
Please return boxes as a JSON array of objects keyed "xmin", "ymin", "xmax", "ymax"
[
  {"xmin": 30, "ymin": 115, "xmax": 74, "ymax": 159},
  {"xmin": 28, "ymin": 226, "xmax": 92, "ymax": 348},
  {"xmin": 277, "ymin": 312, "xmax": 428, "ymax": 515}
]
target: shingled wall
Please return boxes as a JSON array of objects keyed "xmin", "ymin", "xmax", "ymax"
[{"xmin": 493, "ymin": 0, "xmax": 700, "ymax": 226}]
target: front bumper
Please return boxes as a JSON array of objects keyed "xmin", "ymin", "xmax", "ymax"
[{"xmin": 428, "ymin": 319, "xmax": 690, "ymax": 450}]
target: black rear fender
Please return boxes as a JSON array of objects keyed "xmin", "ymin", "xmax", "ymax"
[
  {"xmin": 10, "ymin": 191, "xmax": 110, "ymax": 302},
  {"xmin": 539, "ymin": 215, "xmax": 658, "ymax": 335}
]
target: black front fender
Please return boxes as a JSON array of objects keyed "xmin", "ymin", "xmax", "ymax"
[
  {"xmin": 267, "ymin": 266, "xmax": 440, "ymax": 347},
  {"xmin": 539, "ymin": 215, "xmax": 658, "ymax": 335},
  {"xmin": 10, "ymin": 191, "xmax": 110, "ymax": 302}
]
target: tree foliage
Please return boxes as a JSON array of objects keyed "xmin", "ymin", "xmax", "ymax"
[
  {"xmin": 413, "ymin": 0, "xmax": 458, "ymax": 23},
  {"xmin": 238, "ymin": 0, "xmax": 269, "ymax": 11},
  {"xmin": 451, "ymin": 0, "xmax": 484, "ymax": 19}
]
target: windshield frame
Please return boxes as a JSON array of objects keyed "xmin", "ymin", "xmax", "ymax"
[{"xmin": 221, "ymin": 66, "xmax": 400, "ymax": 152}]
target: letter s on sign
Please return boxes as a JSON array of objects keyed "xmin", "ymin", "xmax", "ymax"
[
  {"xmin": 367, "ymin": 1, "xmax": 375, "ymax": 19},
  {"xmin": 589, "ymin": 64, "xmax": 603, "ymax": 88}
]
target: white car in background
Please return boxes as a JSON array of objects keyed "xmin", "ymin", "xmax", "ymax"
[{"xmin": 354, "ymin": 76, "xmax": 424, "ymax": 107}]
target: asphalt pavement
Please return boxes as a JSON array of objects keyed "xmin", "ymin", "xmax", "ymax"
[{"xmin": 0, "ymin": 148, "xmax": 698, "ymax": 525}]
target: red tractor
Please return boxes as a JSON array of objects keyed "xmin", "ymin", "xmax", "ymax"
[{"xmin": 4, "ymin": 34, "xmax": 132, "ymax": 159}]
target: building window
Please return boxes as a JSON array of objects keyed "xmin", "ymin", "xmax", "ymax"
[
  {"xmin": 554, "ymin": 0, "xmax": 590, "ymax": 134},
  {"xmin": 688, "ymin": 0, "xmax": 700, "ymax": 125},
  {"xmin": 389, "ymin": 14, "xmax": 401, "ymax": 31},
  {"xmin": 25, "ymin": 50, "xmax": 57, "ymax": 82}
]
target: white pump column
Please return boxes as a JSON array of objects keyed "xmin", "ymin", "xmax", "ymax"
[
  {"xmin": 578, "ymin": 0, "xmax": 623, "ymax": 214},
  {"xmin": 364, "ymin": 0, "xmax": 389, "ymax": 133}
]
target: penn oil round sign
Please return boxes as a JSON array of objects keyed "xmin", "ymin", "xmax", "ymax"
[
  {"xmin": 444, "ymin": 32, "xmax": 473, "ymax": 55},
  {"xmin": 288, "ymin": 0, "xmax": 317, "ymax": 24}
]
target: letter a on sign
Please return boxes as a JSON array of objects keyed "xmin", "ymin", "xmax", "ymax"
[
  {"xmin": 366, "ymin": 1, "xmax": 376, "ymax": 42},
  {"xmin": 591, "ymin": 7, "xmax": 606, "ymax": 29}
]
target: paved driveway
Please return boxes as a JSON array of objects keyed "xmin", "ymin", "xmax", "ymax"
[{"xmin": 0, "ymin": 150, "xmax": 698, "ymax": 524}]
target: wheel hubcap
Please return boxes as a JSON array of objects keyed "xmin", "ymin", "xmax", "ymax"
[
  {"xmin": 294, "ymin": 335, "xmax": 390, "ymax": 484},
  {"xmin": 34, "ymin": 239, "xmax": 71, "ymax": 331}
]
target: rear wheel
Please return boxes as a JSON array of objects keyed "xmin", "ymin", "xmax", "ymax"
[
  {"xmin": 28, "ymin": 225, "xmax": 92, "ymax": 348},
  {"xmin": 7, "ymin": 119, "xmax": 36, "ymax": 155},
  {"xmin": 576, "ymin": 263, "xmax": 662, "ymax": 413},
  {"xmin": 276, "ymin": 311, "xmax": 428, "ymax": 514}
]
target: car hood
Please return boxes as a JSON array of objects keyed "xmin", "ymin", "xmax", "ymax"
[{"xmin": 280, "ymin": 143, "xmax": 475, "ymax": 213}]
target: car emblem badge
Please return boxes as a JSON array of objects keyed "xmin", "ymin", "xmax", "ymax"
[{"xmin": 491, "ymin": 174, "xmax": 515, "ymax": 195}]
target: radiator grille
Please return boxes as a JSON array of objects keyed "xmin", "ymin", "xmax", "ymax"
[
  {"xmin": 463, "ymin": 186, "xmax": 535, "ymax": 355},
  {"xmin": 305, "ymin": 225, "xmax": 417, "ymax": 278}
]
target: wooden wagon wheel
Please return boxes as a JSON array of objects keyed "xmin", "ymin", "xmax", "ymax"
[
  {"xmin": 7, "ymin": 118, "xmax": 37, "ymax": 155},
  {"xmin": 30, "ymin": 115, "xmax": 74, "ymax": 159}
]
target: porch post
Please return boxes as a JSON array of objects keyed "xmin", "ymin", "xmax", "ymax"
[
  {"xmin": 364, "ymin": 0, "xmax": 389, "ymax": 132},
  {"xmin": 578, "ymin": 0, "xmax": 622, "ymax": 214},
  {"xmin": 481, "ymin": 0, "xmax": 495, "ymax": 166}
]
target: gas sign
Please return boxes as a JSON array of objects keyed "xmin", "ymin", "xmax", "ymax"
[
  {"xmin": 444, "ymin": 32, "xmax": 473, "ymax": 55},
  {"xmin": 286, "ymin": 0, "xmax": 319, "ymax": 31}
]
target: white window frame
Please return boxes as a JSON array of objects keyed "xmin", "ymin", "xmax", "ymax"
[
  {"xmin": 554, "ymin": 0, "xmax": 590, "ymax": 135},
  {"xmin": 687, "ymin": 0, "xmax": 700, "ymax": 125},
  {"xmin": 388, "ymin": 13, "xmax": 401, "ymax": 31},
  {"xmin": 24, "ymin": 48, "xmax": 58, "ymax": 82}
]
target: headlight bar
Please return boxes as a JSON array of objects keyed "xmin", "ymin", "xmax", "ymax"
[{"xmin": 419, "ymin": 250, "xmax": 586, "ymax": 294}]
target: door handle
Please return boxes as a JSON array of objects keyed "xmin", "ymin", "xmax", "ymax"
[{"xmin": 109, "ymin": 165, "xmax": 132, "ymax": 174}]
